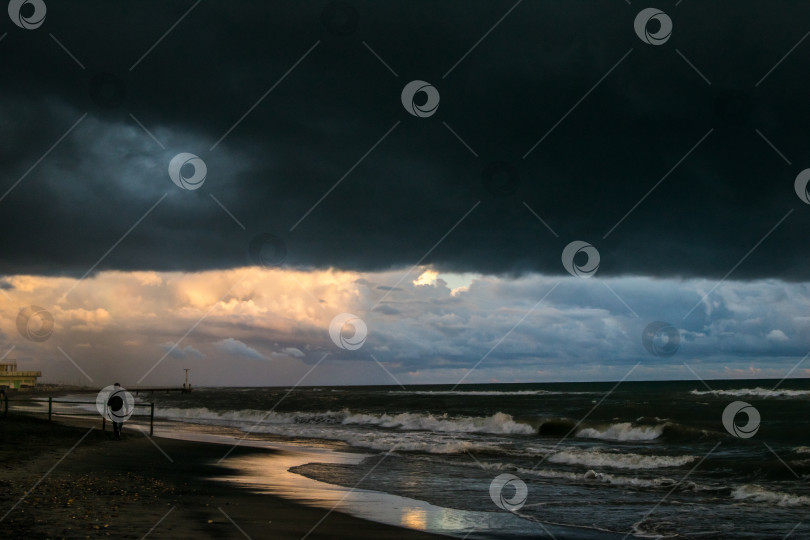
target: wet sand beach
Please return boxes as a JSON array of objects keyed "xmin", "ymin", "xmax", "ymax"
[{"xmin": 0, "ymin": 415, "xmax": 448, "ymax": 539}]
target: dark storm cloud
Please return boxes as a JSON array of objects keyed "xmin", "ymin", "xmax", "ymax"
[{"xmin": 1, "ymin": 0, "xmax": 810, "ymax": 279}]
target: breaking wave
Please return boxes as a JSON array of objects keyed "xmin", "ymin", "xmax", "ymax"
[
  {"xmin": 732, "ymin": 485, "xmax": 810, "ymax": 506},
  {"xmin": 156, "ymin": 407, "xmax": 535, "ymax": 436},
  {"xmin": 514, "ymin": 466, "xmax": 700, "ymax": 491},
  {"xmin": 690, "ymin": 387, "xmax": 810, "ymax": 398},
  {"xmin": 576, "ymin": 422, "xmax": 665, "ymax": 441},
  {"xmin": 547, "ymin": 449, "xmax": 696, "ymax": 469},
  {"xmin": 342, "ymin": 411, "xmax": 535, "ymax": 435}
]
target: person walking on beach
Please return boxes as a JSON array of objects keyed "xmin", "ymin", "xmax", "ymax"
[{"xmin": 107, "ymin": 382, "xmax": 125, "ymax": 440}]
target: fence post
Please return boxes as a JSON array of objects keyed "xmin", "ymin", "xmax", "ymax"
[
  {"xmin": 102, "ymin": 417, "xmax": 106, "ymax": 432},
  {"xmin": 150, "ymin": 402, "xmax": 154, "ymax": 436},
  {"xmin": 48, "ymin": 396, "xmax": 52, "ymax": 421}
]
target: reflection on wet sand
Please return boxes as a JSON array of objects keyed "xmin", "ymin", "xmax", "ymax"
[{"xmin": 190, "ymin": 433, "xmax": 620, "ymax": 539}]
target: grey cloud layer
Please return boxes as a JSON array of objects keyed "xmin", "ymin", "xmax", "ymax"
[{"xmin": 2, "ymin": 1, "xmax": 810, "ymax": 278}]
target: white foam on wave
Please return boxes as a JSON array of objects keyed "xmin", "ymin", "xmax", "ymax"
[
  {"xmin": 576, "ymin": 422, "xmax": 665, "ymax": 441},
  {"xmin": 342, "ymin": 411, "xmax": 535, "ymax": 435},
  {"xmin": 795, "ymin": 446, "xmax": 810, "ymax": 454},
  {"xmin": 157, "ymin": 407, "xmax": 534, "ymax": 436},
  {"xmin": 516, "ymin": 466, "xmax": 683, "ymax": 490},
  {"xmin": 517, "ymin": 465, "xmax": 732, "ymax": 494},
  {"xmin": 547, "ymin": 449, "xmax": 695, "ymax": 469},
  {"xmin": 732, "ymin": 485, "xmax": 810, "ymax": 506},
  {"xmin": 690, "ymin": 387, "xmax": 810, "ymax": 398}
]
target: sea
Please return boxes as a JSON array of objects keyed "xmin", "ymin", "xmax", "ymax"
[{"xmin": 58, "ymin": 379, "xmax": 810, "ymax": 539}]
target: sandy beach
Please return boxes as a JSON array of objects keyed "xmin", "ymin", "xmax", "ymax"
[{"xmin": 0, "ymin": 415, "xmax": 448, "ymax": 539}]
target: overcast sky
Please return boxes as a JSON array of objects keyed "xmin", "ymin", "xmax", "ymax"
[{"xmin": 1, "ymin": 1, "xmax": 809, "ymax": 386}]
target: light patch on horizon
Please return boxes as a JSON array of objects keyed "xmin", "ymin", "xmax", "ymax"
[{"xmin": 723, "ymin": 365, "xmax": 764, "ymax": 377}]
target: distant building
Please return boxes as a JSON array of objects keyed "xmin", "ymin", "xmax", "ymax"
[{"xmin": 0, "ymin": 360, "xmax": 42, "ymax": 390}]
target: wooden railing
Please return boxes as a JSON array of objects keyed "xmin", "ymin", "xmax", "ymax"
[{"xmin": 1, "ymin": 395, "xmax": 155, "ymax": 435}]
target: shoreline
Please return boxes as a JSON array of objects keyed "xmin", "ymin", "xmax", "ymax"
[
  {"xmin": 0, "ymin": 415, "xmax": 450, "ymax": 539},
  {"xmin": 12, "ymin": 381, "xmax": 803, "ymax": 538}
]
